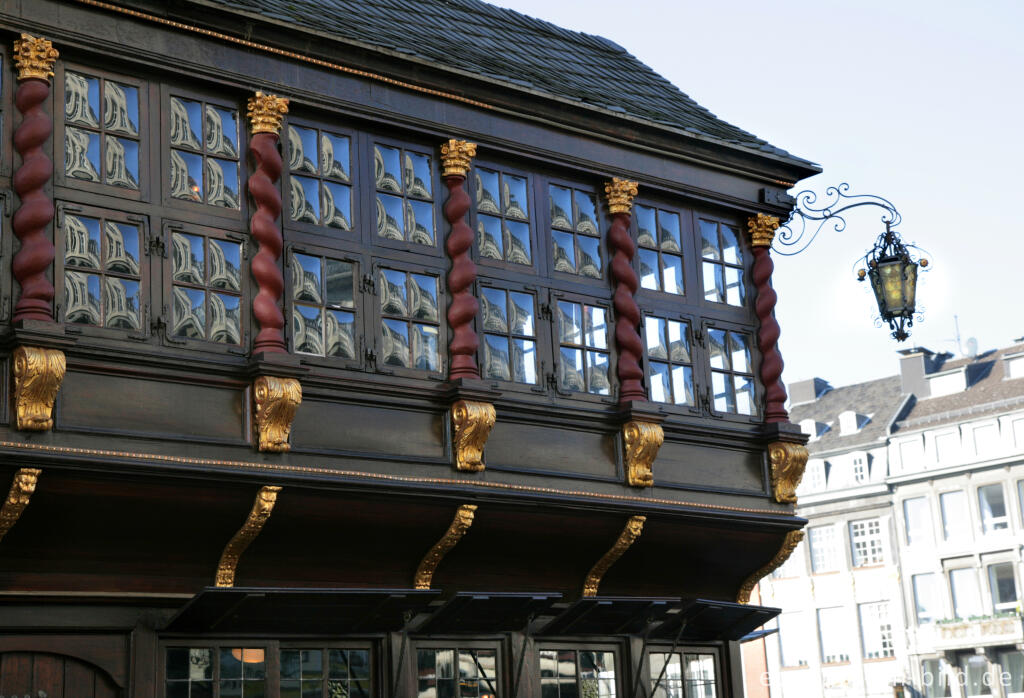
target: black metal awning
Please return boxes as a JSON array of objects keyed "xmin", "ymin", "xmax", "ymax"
[
  {"xmin": 165, "ymin": 587, "xmax": 441, "ymax": 634},
  {"xmin": 415, "ymin": 592, "xmax": 562, "ymax": 633},
  {"xmin": 651, "ymin": 599, "xmax": 780, "ymax": 642},
  {"xmin": 539, "ymin": 597, "xmax": 677, "ymax": 636}
]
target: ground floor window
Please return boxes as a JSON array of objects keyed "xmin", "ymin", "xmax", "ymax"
[
  {"xmin": 921, "ymin": 658, "xmax": 951, "ymax": 698},
  {"xmin": 539, "ymin": 648, "xmax": 617, "ymax": 697},
  {"xmin": 649, "ymin": 652, "xmax": 717, "ymax": 698},
  {"xmin": 416, "ymin": 647, "xmax": 498, "ymax": 698},
  {"xmin": 166, "ymin": 647, "xmax": 267, "ymax": 698}
]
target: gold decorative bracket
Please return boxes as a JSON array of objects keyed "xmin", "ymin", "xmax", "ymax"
[
  {"xmin": 13, "ymin": 346, "xmax": 66, "ymax": 431},
  {"xmin": 604, "ymin": 177, "xmax": 639, "ymax": 215},
  {"xmin": 14, "ymin": 34, "xmax": 58, "ymax": 82},
  {"xmin": 439, "ymin": 139, "xmax": 477, "ymax": 178},
  {"xmin": 623, "ymin": 420, "xmax": 664, "ymax": 487},
  {"xmin": 583, "ymin": 515, "xmax": 646, "ymax": 597},
  {"xmin": 747, "ymin": 213, "xmax": 781, "ymax": 248},
  {"xmin": 769, "ymin": 441, "xmax": 809, "ymax": 504},
  {"xmin": 737, "ymin": 529, "xmax": 804, "ymax": 603},
  {"xmin": 253, "ymin": 376, "xmax": 302, "ymax": 452},
  {"xmin": 414, "ymin": 503, "xmax": 477, "ymax": 590},
  {"xmin": 247, "ymin": 91, "xmax": 289, "ymax": 135},
  {"xmin": 0, "ymin": 468, "xmax": 41, "ymax": 544},
  {"xmin": 215, "ymin": 485, "xmax": 282, "ymax": 587},
  {"xmin": 452, "ymin": 400, "xmax": 496, "ymax": 472}
]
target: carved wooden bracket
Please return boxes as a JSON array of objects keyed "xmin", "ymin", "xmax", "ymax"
[
  {"xmin": 622, "ymin": 420, "xmax": 663, "ymax": 487},
  {"xmin": 452, "ymin": 399, "xmax": 495, "ymax": 472},
  {"xmin": 0, "ymin": 467, "xmax": 41, "ymax": 544},
  {"xmin": 253, "ymin": 376, "xmax": 301, "ymax": 452},
  {"xmin": 414, "ymin": 503, "xmax": 477, "ymax": 590},
  {"xmin": 13, "ymin": 346, "xmax": 66, "ymax": 431},
  {"xmin": 583, "ymin": 515, "xmax": 645, "ymax": 597},
  {"xmin": 769, "ymin": 441, "xmax": 809, "ymax": 504},
  {"xmin": 736, "ymin": 529, "xmax": 804, "ymax": 603},
  {"xmin": 216, "ymin": 485, "xmax": 281, "ymax": 587}
]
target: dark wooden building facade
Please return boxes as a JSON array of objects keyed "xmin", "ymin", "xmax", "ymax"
[{"xmin": 0, "ymin": 1, "xmax": 818, "ymax": 696}]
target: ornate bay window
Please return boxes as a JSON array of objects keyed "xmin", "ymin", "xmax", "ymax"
[
  {"xmin": 555, "ymin": 298, "xmax": 612, "ymax": 396},
  {"xmin": 168, "ymin": 93, "xmax": 241, "ymax": 208},
  {"xmin": 707, "ymin": 328, "xmax": 756, "ymax": 416},
  {"xmin": 377, "ymin": 266, "xmax": 442, "ymax": 372},
  {"xmin": 479, "ymin": 285, "xmax": 539, "ymax": 385},
  {"xmin": 635, "ymin": 204, "xmax": 684, "ymax": 295},
  {"xmin": 373, "ymin": 141, "xmax": 435, "ymax": 246},
  {"xmin": 169, "ymin": 225, "xmax": 244, "ymax": 344},
  {"xmin": 286, "ymin": 122, "xmax": 353, "ymax": 231},
  {"xmin": 699, "ymin": 217, "xmax": 745, "ymax": 306},
  {"xmin": 289, "ymin": 252, "xmax": 358, "ymax": 359},
  {"xmin": 473, "ymin": 164, "xmax": 533, "ymax": 266},
  {"xmin": 549, "ymin": 183, "xmax": 602, "ymax": 278},
  {"xmin": 643, "ymin": 315, "xmax": 695, "ymax": 406}
]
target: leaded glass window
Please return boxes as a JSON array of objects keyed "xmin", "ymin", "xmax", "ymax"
[
  {"xmin": 416, "ymin": 648, "xmax": 497, "ymax": 698},
  {"xmin": 64, "ymin": 70, "xmax": 141, "ymax": 189},
  {"xmin": 379, "ymin": 268, "xmax": 440, "ymax": 371},
  {"xmin": 165, "ymin": 647, "xmax": 266, "ymax": 698},
  {"xmin": 699, "ymin": 219, "xmax": 744, "ymax": 306},
  {"xmin": 474, "ymin": 166, "xmax": 532, "ymax": 265},
  {"xmin": 644, "ymin": 316, "xmax": 693, "ymax": 405},
  {"xmin": 280, "ymin": 648, "xmax": 370, "ymax": 698},
  {"xmin": 707, "ymin": 329, "xmax": 755, "ymax": 415},
  {"xmin": 169, "ymin": 96, "xmax": 240, "ymax": 208},
  {"xmin": 480, "ymin": 287, "xmax": 537, "ymax": 384},
  {"xmin": 171, "ymin": 230, "xmax": 243, "ymax": 343},
  {"xmin": 556, "ymin": 301, "xmax": 610, "ymax": 395},
  {"xmin": 549, "ymin": 185, "xmax": 601, "ymax": 278},
  {"xmin": 287, "ymin": 124, "xmax": 352, "ymax": 230},
  {"xmin": 539, "ymin": 649, "xmax": 616, "ymax": 698},
  {"xmin": 290, "ymin": 252, "xmax": 357, "ymax": 358},
  {"xmin": 374, "ymin": 143, "xmax": 434, "ymax": 245},
  {"xmin": 635, "ymin": 205, "xmax": 684, "ymax": 295}
]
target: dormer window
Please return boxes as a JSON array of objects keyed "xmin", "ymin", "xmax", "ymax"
[
  {"xmin": 1005, "ymin": 352, "xmax": 1024, "ymax": 380},
  {"xmin": 839, "ymin": 410, "xmax": 869, "ymax": 435},
  {"xmin": 799, "ymin": 418, "xmax": 829, "ymax": 441},
  {"xmin": 926, "ymin": 368, "xmax": 966, "ymax": 397}
]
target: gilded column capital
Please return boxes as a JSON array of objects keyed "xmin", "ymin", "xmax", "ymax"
[
  {"xmin": 414, "ymin": 503, "xmax": 478, "ymax": 589},
  {"xmin": 439, "ymin": 139, "xmax": 477, "ymax": 178},
  {"xmin": 622, "ymin": 420, "xmax": 663, "ymax": 487},
  {"xmin": 604, "ymin": 177, "xmax": 639, "ymax": 215},
  {"xmin": 583, "ymin": 515, "xmax": 645, "ymax": 597},
  {"xmin": 13, "ymin": 346, "xmax": 66, "ymax": 431},
  {"xmin": 247, "ymin": 92, "xmax": 289, "ymax": 136},
  {"xmin": 747, "ymin": 212, "xmax": 781, "ymax": 248},
  {"xmin": 768, "ymin": 441, "xmax": 809, "ymax": 504},
  {"xmin": 737, "ymin": 529, "xmax": 804, "ymax": 603},
  {"xmin": 0, "ymin": 467, "xmax": 41, "ymax": 544},
  {"xmin": 253, "ymin": 376, "xmax": 302, "ymax": 452},
  {"xmin": 452, "ymin": 400, "xmax": 496, "ymax": 472},
  {"xmin": 216, "ymin": 485, "xmax": 281, "ymax": 587},
  {"xmin": 13, "ymin": 34, "xmax": 58, "ymax": 83}
]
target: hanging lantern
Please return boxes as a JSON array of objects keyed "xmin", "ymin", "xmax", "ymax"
[{"xmin": 857, "ymin": 222, "xmax": 928, "ymax": 342}]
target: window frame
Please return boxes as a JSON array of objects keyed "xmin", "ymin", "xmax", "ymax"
[
  {"xmin": 849, "ymin": 517, "xmax": 885, "ymax": 567},
  {"xmin": 543, "ymin": 176, "xmax": 606, "ymax": 286},
  {"xmin": 647, "ymin": 645, "xmax": 725, "ymax": 697},
  {"xmin": 912, "ymin": 572, "xmax": 942, "ymax": 625},
  {"xmin": 902, "ymin": 496, "xmax": 934, "ymax": 547},
  {"xmin": 857, "ymin": 601, "xmax": 895, "ymax": 659},
  {"xmin": 411, "ymin": 638, "xmax": 503, "ymax": 698},
  {"xmin": 977, "ymin": 482, "xmax": 1010, "ymax": 534},
  {"xmin": 640, "ymin": 308, "xmax": 700, "ymax": 415},
  {"xmin": 370, "ymin": 257, "xmax": 447, "ymax": 379},
  {"xmin": 278, "ymin": 641, "xmax": 376, "ymax": 698},
  {"xmin": 700, "ymin": 319, "xmax": 761, "ymax": 422},
  {"xmin": 808, "ymin": 523, "xmax": 840, "ymax": 574},
  {"xmin": 548, "ymin": 289, "xmax": 617, "ymax": 403},
  {"xmin": 469, "ymin": 159, "xmax": 538, "ymax": 275},
  {"xmin": 949, "ymin": 566, "xmax": 983, "ymax": 619},
  {"xmin": 475, "ymin": 277, "xmax": 548, "ymax": 395},
  {"xmin": 987, "ymin": 561, "xmax": 1020, "ymax": 613},
  {"xmin": 536, "ymin": 640, "xmax": 623, "ymax": 698},
  {"xmin": 693, "ymin": 210, "xmax": 751, "ymax": 313},
  {"xmin": 631, "ymin": 198, "xmax": 692, "ymax": 300},
  {"xmin": 939, "ymin": 489, "xmax": 971, "ymax": 543}
]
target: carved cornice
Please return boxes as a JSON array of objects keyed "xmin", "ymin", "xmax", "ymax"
[
  {"xmin": 623, "ymin": 420, "xmax": 663, "ymax": 487},
  {"xmin": 604, "ymin": 177, "xmax": 639, "ymax": 215},
  {"xmin": 583, "ymin": 515, "xmax": 646, "ymax": 597},
  {"xmin": 253, "ymin": 376, "xmax": 301, "ymax": 452},
  {"xmin": 439, "ymin": 139, "xmax": 477, "ymax": 178},
  {"xmin": 747, "ymin": 213, "xmax": 781, "ymax": 248},
  {"xmin": 13, "ymin": 346, "xmax": 66, "ymax": 431},
  {"xmin": 0, "ymin": 468, "xmax": 41, "ymax": 544},
  {"xmin": 451, "ymin": 400, "xmax": 496, "ymax": 472},
  {"xmin": 13, "ymin": 34, "xmax": 58, "ymax": 82},
  {"xmin": 215, "ymin": 485, "xmax": 281, "ymax": 587},
  {"xmin": 768, "ymin": 441, "xmax": 809, "ymax": 504},
  {"xmin": 736, "ymin": 529, "xmax": 804, "ymax": 603},
  {"xmin": 414, "ymin": 503, "xmax": 477, "ymax": 589},
  {"xmin": 247, "ymin": 91, "xmax": 289, "ymax": 135}
]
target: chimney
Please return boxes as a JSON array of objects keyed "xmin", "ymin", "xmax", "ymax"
[
  {"xmin": 898, "ymin": 347, "xmax": 935, "ymax": 398},
  {"xmin": 790, "ymin": 377, "xmax": 831, "ymax": 405}
]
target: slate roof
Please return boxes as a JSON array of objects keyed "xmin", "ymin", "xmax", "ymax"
[
  {"xmin": 184, "ymin": 0, "xmax": 814, "ymax": 168},
  {"xmin": 789, "ymin": 375, "xmax": 907, "ymax": 454}
]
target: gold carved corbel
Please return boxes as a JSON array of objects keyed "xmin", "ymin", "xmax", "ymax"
[
  {"xmin": 736, "ymin": 529, "xmax": 804, "ymax": 603},
  {"xmin": 622, "ymin": 420, "xmax": 664, "ymax": 487},
  {"xmin": 215, "ymin": 485, "xmax": 281, "ymax": 587},
  {"xmin": 452, "ymin": 400, "xmax": 496, "ymax": 472},
  {"xmin": 414, "ymin": 503, "xmax": 477, "ymax": 590},
  {"xmin": 253, "ymin": 376, "xmax": 301, "ymax": 452},
  {"xmin": 13, "ymin": 34, "xmax": 58, "ymax": 83},
  {"xmin": 747, "ymin": 213, "xmax": 781, "ymax": 248},
  {"xmin": 583, "ymin": 515, "xmax": 646, "ymax": 597},
  {"xmin": 0, "ymin": 468, "xmax": 41, "ymax": 544},
  {"xmin": 13, "ymin": 346, "xmax": 66, "ymax": 431},
  {"xmin": 769, "ymin": 441, "xmax": 809, "ymax": 504}
]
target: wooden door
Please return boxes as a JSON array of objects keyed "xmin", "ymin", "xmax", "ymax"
[{"xmin": 0, "ymin": 652, "xmax": 121, "ymax": 698}]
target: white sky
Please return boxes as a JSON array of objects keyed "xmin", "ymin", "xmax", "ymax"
[{"xmin": 495, "ymin": 0, "xmax": 1024, "ymax": 388}]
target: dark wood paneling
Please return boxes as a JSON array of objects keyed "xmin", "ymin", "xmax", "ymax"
[
  {"xmin": 654, "ymin": 441, "xmax": 765, "ymax": 494},
  {"xmin": 486, "ymin": 421, "xmax": 619, "ymax": 481},
  {"xmin": 290, "ymin": 400, "xmax": 444, "ymax": 458},
  {"xmin": 0, "ymin": 650, "xmax": 122, "ymax": 698}
]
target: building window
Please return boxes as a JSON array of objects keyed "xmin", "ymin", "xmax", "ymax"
[
  {"xmin": 988, "ymin": 562, "xmax": 1019, "ymax": 613},
  {"xmin": 555, "ymin": 300, "xmax": 611, "ymax": 395},
  {"xmin": 849, "ymin": 518, "xmax": 884, "ymax": 566},
  {"xmin": 950, "ymin": 568, "xmax": 983, "ymax": 619},
  {"xmin": 858, "ymin": 602, "xmax": 894, "ymax": 659},
  {"xmin": 169, "ymin": 96, "xmax": 240, "ymax": 208},
  {"xmin": 852, "ymin": 455, "xmax": 867, "ymax": 484},
  {"xmin": 374, "ymin": 143, "xmax": 435, "ymax": 245},
  {"xmin": 61, "ymin": 210, "xmax": 143, "ymax": 331},
  {"xmin": 286, "ymin": 124, "xmax": 352, "ymax": 230},
  {"xmin": 644, "ymin": 316, "xmax": 693, "ymax": 405},
  {"xmin": 804, "ymin": 461, "xmax": 826, "ymax": 492},
  {"xmin": 549, "ymin": 184, "xmax": 601, "ymax": 278},
  {"xmin": 281, "ymin": 648, "xmax": 371, "ymax": 698},
  {"xmin": 539, "ymin": 649, "xmax": 616, "ymax": 697},
  {"xmin": 635, "ymin": 205, "xmax": 684, "ymax": 295},
  {"xmin": 171, "ymin": 229, "xmax": 243, "ymax": 344},
  {"xmin": 913, "ymin": 573, "xmax": 942, "ymax": 624},
  {"xmin": 998, "ymin": 651, "xmax": 1024, "ymax": 697},
  {"xmin": 808, "ymin": 524, "xmax": 839, "ymax": 573},
  {"xmin": 290, "ymin": 252, "xmax": 357, "ymax": 358},
  {"xmin": 978, "ymin": 484, "xmax": 1009, "ymax": 533},
  {"xmin": 921, "ymin": 658, "xmax": 952, "ymax": 698},
  {"xmin": 903, "ymin": 497, "xmax": 933, "ymax": 546},
  {"xmin": 480, "ymin": 287, "xmax": 538, "ymax": 384},
  {"xmin": 776, "ymin": 613, "xmax": 809, "ymax": 668},
  {"xmin": 474, "ymin": 166, "xmax": 531, "ymax": 266},
  {"xmin": 707, "ymin": 329, "xmax": 755, "ymax": 415},
  {"xmin": 817, "ymin": 607, "xmax": 850, "ymax": 664},
  {"xmin": 959, "ymin": 654, "xmax": 990, "ymax": 698},
  {"xmin": 940, "ymin": 491, "xmax": 970, "ymax": 542},
  {"xmin": 698, "ymin": 218, "xmax": 744, "ymax": 306},
  {"xmin": 64, "ymin": 69, "xmax": 141, "ymax": 190},
  {"xmin": 416, "ymin": 648, "xmax": 496, "ymax": 698},
  {"xmin": 649, "ymin": 652, "xmax": 717, "ymax": 698},
  {"xmin": 165, "ymin": 647, "xmax": 266, "ymax": 698},
  {"xmin": 378, "ymin": 268, "xmax": 440, "ymax": 372}
]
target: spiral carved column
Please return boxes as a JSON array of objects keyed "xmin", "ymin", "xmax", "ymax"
[
  {"xmin": 605, "ymin": 178, "xmax": 663, "ymax": 488},
  {"xmin": 747, "ymin": 213, "xmax": 789, "ymax": 423}
]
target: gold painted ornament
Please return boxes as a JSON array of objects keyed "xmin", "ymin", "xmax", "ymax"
[
  {"xmin": 452, "ymin": 400, "xmax": 496, "ymax": 472},
  {"xmin": 13, "ymin": 346, "xmax": 66, "ymax": 431},
  {"xmin": 253, "ymin": 376, "xmax": 302, "ymax": 452}
]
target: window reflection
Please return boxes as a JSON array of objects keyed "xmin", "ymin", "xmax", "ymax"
[
  {"xmin": 62, "ymin": 213, "xmax": 142, "ymax": 331},
  {"xmin": 474, "ymin": 167, "xmax": 532, "ymax": 266},
  {"xmin": 169, "ymin": 96, "xmax": 239, "ymax": 208},
  {"xmin": 379, "ymin": 268, "xmax": 440, "ymax": 372},
  {"xmin": 375, "ymin": 143, "xmax": 434, "ymax": 246}
]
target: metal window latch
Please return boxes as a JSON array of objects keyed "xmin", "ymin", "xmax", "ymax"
[
  {"xmin": 545, "ymin": 371, "xmax": 558, "ymax": 390},
  {"xmin": 365, "ymin": 348, "xmax": 378, "ymax": 368},
  {"xmin": 361, "ymin": 273, "xmax": 376, "ymax": 294},
  {"xmin": 700, "ymin": 386, "xmax": 713, "ymax": 414},
  {"xmin": 540, "ymin": 302, "xmax": 553, "ymax": 320},
  {"xmin": 693, "ymin": 327, "xmax": 705, "ymax": 346},
  {"xmin": 147, "ymin": 233, "xmax": 167, "ymax": 257}
]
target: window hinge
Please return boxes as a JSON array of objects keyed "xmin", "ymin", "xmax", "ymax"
[
  {"xmin": 365, "ymin": 348, "xmax": 378, "ymax": 368},
  {"xmin": 361, "ymin": 273, "xmax": 377, "ymax": 294},
  {"xmin": 147, "ymin": 233, "xmax": 167, "ymax": 258},
  {"xmin": 545, "ymin": 371, "xmax": 558, "ymax": 390},
  {"xmin": 693, "ymin": 327, "xmax": 706, "ymax": 346},
  {"xmin": 540, "ymin": 303, "xmax": 553, "ymax": 321}
]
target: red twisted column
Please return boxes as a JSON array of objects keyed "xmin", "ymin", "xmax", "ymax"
[
  {"xmin": 12, "ymin": 35, "xmax": 60, "ymax": 324},
  {"xmin": 605, "ymin": 178, "xmax": 645, "ymax": 402},
  {"xmin": 748, "ymin": 213, "xmax": 789, "ymax": 423},
  {"xmin": 246, "ymin": 92, "xmax": 290, "ymax": 354},
  {"xmin": 440, "ymin": 139, "xmax": 479, "ymax": 380}
]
